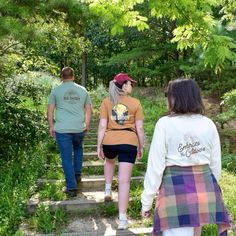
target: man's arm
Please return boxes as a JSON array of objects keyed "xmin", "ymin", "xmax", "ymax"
[
  {"xmin": 47, "ymin": 104, "xmax": 55, "ymax": 138},
  {"xmin": 84, "ymin": 104, "xmax": 92, "ymax": 132}
]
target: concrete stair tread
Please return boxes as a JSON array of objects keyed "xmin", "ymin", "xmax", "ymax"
[
  {"xmin": 60, "ymin": 227, "xmax": 153, "ymax": 236},
  {"xmin": 27, "ymin": 191, "xmax": 119, "ymax": 213},
  {"xmin": 29, "ymin": 191, "xmax": 119, "ymax": 205},
  {"xmin": 84, "ymin": 144, "xmax": 97, "ymax": 147},
  {"xmin": 21, "ymin": 216, "xmax": 153, "ymax": 235},
  {"xmin": 84, "ymin": 137, "xmax": 97, "ymax": 140},
  {"xmin": 46, "ymin": 160, "xmax": 144, "ymax": 168},
  {"xmin": 83, "ymin": 160, "xmax": 144, "ymax": 167},
  {"xmin": 84, "ymin": 152, "xmax": 97, "ymax": 156},
  {"xmin": 37, "ymin": 175, "xmax": 144, "ymax": 184}
]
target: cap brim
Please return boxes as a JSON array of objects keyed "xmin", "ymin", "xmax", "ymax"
[{"xmin": 129, "ymin": 78, "xmax": 137, "ymax": 84}]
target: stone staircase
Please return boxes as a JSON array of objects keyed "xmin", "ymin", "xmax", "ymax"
[{"xmin": 24, "ymin": 116, "xmax": 152, "ymax": 235}]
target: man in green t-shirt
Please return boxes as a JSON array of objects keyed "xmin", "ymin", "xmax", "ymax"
[{"xmin": 47, "ymin": 67, "xmax": 92, "ymax": 197}]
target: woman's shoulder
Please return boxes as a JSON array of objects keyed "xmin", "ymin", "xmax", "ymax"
[
  {"xmin": 127, "ymin": 96, "xmax": 141, "ymax": 105},
  {"xmin": 102, "ymin": 97, "xmax": 110, "ymax": 103},
  {"xmin": 200, "ymin": 115, "xmax": 217, "ymax": 127},
  {"xmin": 156, "ymin": 116, "xmax": 170, "ymax": 126}
]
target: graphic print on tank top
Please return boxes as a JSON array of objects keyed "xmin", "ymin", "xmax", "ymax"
[
  {"xmin": 111, "ymin": 103, "xmax": 129, "ymax": 125},
  {"xmin": 177, "ymin": 133, "xmax": 206, "ymax": 159}
]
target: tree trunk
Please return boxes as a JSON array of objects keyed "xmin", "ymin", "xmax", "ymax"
[{"xmin": 81, "ymin": 52, "xmax": 87, "ymax": 87}]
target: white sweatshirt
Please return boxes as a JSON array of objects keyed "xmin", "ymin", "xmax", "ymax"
[{"xmin": 141, "ymin": 114, "xmax": 221, "ymax": 212}]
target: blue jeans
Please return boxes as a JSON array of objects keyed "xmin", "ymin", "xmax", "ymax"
[{"xmin": 55, "ymin": 132, "xmax": 84, "ymax": 190}]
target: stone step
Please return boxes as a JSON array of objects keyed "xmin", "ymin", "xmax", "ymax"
[
  {"xmin": 27, "ymin": 191, "xmax": 119, "ymax": 214},
  {"xmin": 83, "ymin": 144, "xmax": 97, "ymax": 151},
  {"xmin": 84, "ymin": 151, "xmax": 97, "ymax": 156},
  {"xmin": 58, "ymin": 227, "xmax": 153, "ymax": 236},
  {"xmin": 84, "ymin": 137, "xmax": 97, "ymax": 141},
  {"xmin": 20, "ymin": 216, "xmax": 153, "ymax": 236},
  {"xmin": 83, "ymin": 139, "xmax": 97, "ymax": 145},
  {"xmin": 84, "ymin": 132, "xmax": 97, "ymax": 137},
  {"xmin": 83, "ymin": 152, "xmax": 97, "ymax": 159},
  {"xmin": 46, "ymin": 160, "xmax": 144, "ymax": 169},
  {"xmin": 84, "ymin": 144, "xmax": 97, "ymax": 148},
  {"xmin": 88, "ymin": 127, "xmax": 98, "ymax": 131},
  {"xmin": 83, "ymin": 160, "xmax": 144, "ymax": 168},
  {"xmin": 37, "ymin": 176, "xmax": 144, "ymax": 191}
]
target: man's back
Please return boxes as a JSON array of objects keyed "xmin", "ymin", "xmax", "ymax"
[{"xmin": 48, "ymin": 81, "xmax": 91, "ymax": 133}]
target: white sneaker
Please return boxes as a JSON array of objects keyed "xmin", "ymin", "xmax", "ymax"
[
  {"xmin": 104, "ymin": 188, "xmax": 112, "ymax": 202},
  {"xmin": 117, "ymin": 219, "xmax": 128, "ymax": 230}
]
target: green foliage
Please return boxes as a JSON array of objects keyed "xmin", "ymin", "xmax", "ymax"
[
  {"xmin": 201, "ymin": 224, "xmax": 218, "ymax": 235},
  {"xmin": 219, "ymin": 171, "xmax": 236, "ymax": 223},
  {"xmin": 30, "ymin": 205, "xmax": 67, "ymax": 234},
  {"xmin": 217, "ymin": 89, "xmax": 236, "ymax": 124},
  {"xmin": 0, "ymin": 146, "xmax": 47, "ymax": 236},
  {"xmin": 87, "ymin": 0, "xmax": 148, "ymax": 34},
  {"xmin": 203, "ymin": 33, "xmax": 236, "ymax": 73},
  {"xmin": 128, "ymin": 183, "xmax": 143, "ymax": 219},
  {"xmin": 38, "ymin": 182, "xmax": 66, "ymax": 201},
  {"xmin": 220, "ymin": 0, "xmax": 236, "ymax": 25},
  {"xmin": 99, "ymin": 203, "xmax": 118, "ymax": 216},
  {"xmin": 0, "ymin": 72, "xmax": 58, "ymax": 159},
  {"xmin": 89, "ymin": 84, "xmax": 109, "ymax": 111},
  {"xmin": 222, "ymin": 153, "xmax": 236, "ymax": 173},
  {"xmin": 87, "ymin": 0, "xmax": 236, "ymax": 74},
  {"xmin": 25, "ymin": 17, "xmax": 91, "ymax": 75}
]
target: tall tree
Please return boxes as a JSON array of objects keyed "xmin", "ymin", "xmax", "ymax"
[{"xmin": 86, "ymin": 0, "xmax": 236, "ymax": 73}]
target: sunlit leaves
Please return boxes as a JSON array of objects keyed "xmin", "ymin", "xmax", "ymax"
[
  {"xmin": 87, "ymin": 0, "xmax": 149, "ymax": 34},
  {"xmin": 203, "ymin": 34, "xmax": 236, "ymax": 73},
  {"xmin": 220, "ymin": 0, "xmax": 236, "ymax": 25}
]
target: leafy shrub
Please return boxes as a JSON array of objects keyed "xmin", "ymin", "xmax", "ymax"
[
  {"xmin": 0, "ymin": 72, "xmax": 59, "ymax": 159},
  {"xmin": 89, "ymin": 84, "xmax": 108, "ymax": 112},
  {"xmin": 0, "ymin": 72, "xmax": 59, "ymax": 235},
  {"xmin": 0, "ymin": 146, "xmax": 47, "ymax": 236},
  {"xmin": 216, "ymin": 89, "xmax": 236, "ymax": 125}
]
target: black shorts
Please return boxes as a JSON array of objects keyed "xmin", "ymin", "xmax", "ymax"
[{"xmin": 102, "ymin": 144, "xmax": 137, "ymax": 164}]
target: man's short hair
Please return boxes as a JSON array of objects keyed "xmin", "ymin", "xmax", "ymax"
[{"xmin": 61, "ymin": 67, "xmax": 74, "ymax": 80}]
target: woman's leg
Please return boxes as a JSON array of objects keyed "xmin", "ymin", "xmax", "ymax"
[
  {"xmin": 104, "ymin": 158, "xmax": 115, "ymax": 185},
  {"xmin": 118, "ymin": 162, "xmax": 133, "ymax": 214},
  {"xmin": 163, "ymin": 227, "xmax": 194, "ymax": 236},
  {"xmin": 104, "ymin": 158, "xmax": 115, "ymax": 201}
]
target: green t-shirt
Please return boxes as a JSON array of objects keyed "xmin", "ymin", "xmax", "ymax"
[{"xmin": 48, "ymin": 81, "xmax": 91, "ymax": 133}]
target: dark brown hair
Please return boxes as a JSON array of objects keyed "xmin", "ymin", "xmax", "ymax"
[
  {"xmin": 166, "ymin": 78, "xmax": 205, "ymax": 114},
  {"xmin": 61, "ymin": 67, "xmax": 74, "ymax": 80}
]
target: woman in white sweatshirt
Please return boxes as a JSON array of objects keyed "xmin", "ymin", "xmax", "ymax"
[{"xmin": 141, "ymin": 78, "xmax": 230, "ymax": 236}]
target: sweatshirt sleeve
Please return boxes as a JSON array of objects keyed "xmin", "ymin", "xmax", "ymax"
[
  {"xmin": 141, "ymin": 119, "xmax": 167, "ymax": 211},
  {"xmin": 209, "ymin": 123, "xmax": 221, "ymax": 181}
]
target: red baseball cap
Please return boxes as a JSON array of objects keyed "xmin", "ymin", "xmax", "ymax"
[{"xmin": 113, "ymin": 73, "xmax": 137, "ymax": 88}]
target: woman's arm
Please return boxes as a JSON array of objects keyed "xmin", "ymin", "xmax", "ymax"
[
  {"xmin": 97, "ymin": 118, "xmax": 107, "ymax": 160},
  {"xmin": 141, "ymin": 120, "xmax": 166, "ymax": 213},
  {"xmin": 209, "ymin": 124, "xmax": 221, "ymax": 181},
  {"xmin": 135, "ymin": 120, "xmax": 144, "ymax": 159}
]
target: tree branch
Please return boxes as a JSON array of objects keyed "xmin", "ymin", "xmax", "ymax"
[{"xmin": 0, "ymin": 42, "xmax": 21, "ymax": 56}]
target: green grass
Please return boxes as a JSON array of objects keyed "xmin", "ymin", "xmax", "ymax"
[
  {"xmin": 38, "ymin": 182, "xmax": 67, "ymax": 201},
  {"xmin": 29, "ymin": 204, "xmax": 67, "ymax": 234},
  {"xmin": 0, "ymin": 146, "xmax": 48, "ymax": 236}
]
